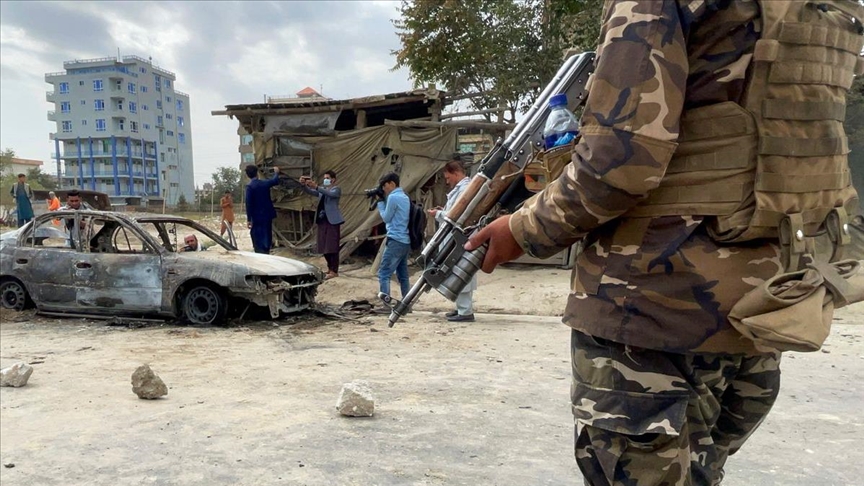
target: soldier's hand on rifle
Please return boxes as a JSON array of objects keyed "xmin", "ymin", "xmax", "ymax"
[{"xmin": 464, "ymin": 215, "xmax": 524, "ymax": 273}]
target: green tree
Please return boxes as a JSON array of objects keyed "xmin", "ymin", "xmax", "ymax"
[
  {"xmin": 0, "ymin": 148, "xmax": 18, "ymax": 209},
  {"xmin": 392, "ymin": 0, "xmax": 602, "ymax": 122},
  {"xmin": 26, "ymin": 167, "xmax": 58, "ymax": 191},
  {"xmin": 176, "ymin": 193, "xmax": 189, "ymax": 212},
  {"xmin": 210, "ymin": 166, "xmax": 242, "ymax": 201}
]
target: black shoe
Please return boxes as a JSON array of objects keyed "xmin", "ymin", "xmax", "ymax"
[
  {"xmin": 446, "ymin": 313, "xmax": 475, "ymax": 322},
  {"xmin": 445, "ymin": 310, "xmax": 458, "ymax": 318}
]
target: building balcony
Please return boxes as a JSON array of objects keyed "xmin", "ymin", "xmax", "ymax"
[
  {"xmin": 44, "ymin": 72, "xmax": 65, "ymax": 81},
  {"xmin": 46, "ymin": 91, "xmax": 56, "ymax": 102},
  {"xmin": 47, "ymin": 111, "xmax": 56, "ymax": 121}
]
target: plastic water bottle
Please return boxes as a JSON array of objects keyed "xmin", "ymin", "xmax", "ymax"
[{"xmin": 542, "ymin": 93, "xmax": 580, "ymax": 149}]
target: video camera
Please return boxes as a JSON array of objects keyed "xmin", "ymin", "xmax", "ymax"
[{"xmin": 364, "ymin": 186, "xmax": 385, "ymax": 211}]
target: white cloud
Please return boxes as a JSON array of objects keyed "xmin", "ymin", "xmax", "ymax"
[{"xmin": 0, "ymin": 0, "xmax": 415, "ymax": 190}]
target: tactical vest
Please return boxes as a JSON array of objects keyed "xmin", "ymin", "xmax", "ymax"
[{"xmin": 626, "ymin": 0, "xmax": 864, "ymax": 244}]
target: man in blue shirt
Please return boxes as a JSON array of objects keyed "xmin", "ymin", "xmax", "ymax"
[
  {"xmin": 376, "ymin": 172, "xmax": 411, "ymax": 299},
  {"xmin": 244, "ymin": 164, "xmax": 280, "ymax": 254}
]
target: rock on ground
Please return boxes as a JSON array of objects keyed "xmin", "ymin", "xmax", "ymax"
[
  {"xmin": 131, "ymin": 364, "xmax": 168, "ymax": 399},
  {"xmin": 0, "ymin": 362, "xmax": 34, "ymax": 387},
  {"xmin": 336, "ymin": 380, "xmax": 375, "ymax": 417}
]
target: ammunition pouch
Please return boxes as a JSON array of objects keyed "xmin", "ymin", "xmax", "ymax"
[
  {"xmin": 729, "ymin": 209, "xmax": 864, "ymax": 352},
  {"xmin": 523, "ymin": 141, "xmax": 575, "ymax": 193}
]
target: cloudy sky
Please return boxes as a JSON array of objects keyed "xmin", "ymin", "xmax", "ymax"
[{"xmin": 0, "ymin": 0, "xmax": 413, "ymax": 186}]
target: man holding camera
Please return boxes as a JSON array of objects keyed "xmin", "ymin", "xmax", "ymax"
[
  {"xmin": 244, "ymin": 164, "xmax": 280, "ymax": 254},
  {"xmin": 375, "ymin": 172, "xmax": 411, "ymax": 300}
]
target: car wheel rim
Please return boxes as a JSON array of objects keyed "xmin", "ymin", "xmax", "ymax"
[
  {"xmin": 187, "ymin": 288, "xmax": 218, "ymax": 323},
  {"xmin": 0, "ymin": 282, "xmax": 26, "ymax": 311}
]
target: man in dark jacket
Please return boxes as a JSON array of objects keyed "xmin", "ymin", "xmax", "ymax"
[{"xmin": 244, "ymin": 164, "xmax": 280, "ymax": 254}]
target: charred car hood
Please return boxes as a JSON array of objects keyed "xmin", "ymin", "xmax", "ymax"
[{"xmin": 176, "ymin": 250, "xmax": 322, "ymax": 277}]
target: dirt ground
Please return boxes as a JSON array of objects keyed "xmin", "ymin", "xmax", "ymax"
[{"xmin": 2, "ymin": 220, "xmax": 864, "ymax": 485}]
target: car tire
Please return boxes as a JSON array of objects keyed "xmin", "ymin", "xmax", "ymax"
[
  {"xmin": 0, "ymin": 278, "xmax": 31, "ymax": 311},
  {"xmin": 181, "ymin": 285, "xmax": 226, "ymax": 326}
]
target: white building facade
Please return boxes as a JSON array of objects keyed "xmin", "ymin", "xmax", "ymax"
[{"xmin": 45, "ymin": 55, "xmax": 194, "ymax": 205}]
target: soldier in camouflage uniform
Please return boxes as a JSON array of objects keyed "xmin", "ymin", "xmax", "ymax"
[{"xmin": 467, "ymin": 0, "xmax": 862, "ymax": 484}]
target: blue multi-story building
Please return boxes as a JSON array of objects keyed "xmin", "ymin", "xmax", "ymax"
[{"xmin": 45, "ymin": 55, "xmax": 194, "ymax": 205}]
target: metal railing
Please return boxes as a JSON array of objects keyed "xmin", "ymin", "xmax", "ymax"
[{"xmin": 64, "ymin": 57, "xmax": 117, "ymax": 66}]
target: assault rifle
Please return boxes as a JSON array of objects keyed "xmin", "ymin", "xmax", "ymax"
[{"xmin": 380, "ymin": 51, "xmax": 596, "ymax": 327}]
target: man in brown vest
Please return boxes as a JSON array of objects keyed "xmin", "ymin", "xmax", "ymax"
[{"xmin": 467, "ymin": 1, "xmax": 863, "ymax": 484}]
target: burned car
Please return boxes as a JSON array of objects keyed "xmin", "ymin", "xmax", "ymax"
[{"xmin": 0, "ymin": 211, "xmax": 324, "ymax": 325}]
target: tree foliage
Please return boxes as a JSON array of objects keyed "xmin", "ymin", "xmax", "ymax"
[
  {"xmin": 392, "ymin": 0, "xmax": 602, "ymax": 122},
  {"xmin": 26, "ymin": 167, "xmax": 58, "ymax": 191},
  {"xmin": 210, "ymin": 167, "xmax": 242, "ymax": 201},
  {"xmin": 176, "ymin": 193, "xmax": 189, "ymax": 212},
  {"xmin": 0, "ymin": 148, "xmax": 18, "ymax": 209}
]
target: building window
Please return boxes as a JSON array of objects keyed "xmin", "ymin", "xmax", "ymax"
[
  {"xmin": 60, "ymin": 101, "xmax": 71, "ymax": 113},
  {"xmin": 164, "ymin": 79, "xmax": 171, "ymax": 88},
  {"xmin": 82, "ymin": 120, "xmax": 87, "ymax": 126},
  {"xmin": 129, "ymin": 102, "xmax": 137, "ymax": 113},
  {"xmin": 62, "ymin": 121, "xmax": 72, "ymax": 132},
  {"xmin": 118, "ymin": 121, "xmax": 125, "ymax": 131},
  {"xmin": 144, "ymin": 123, "xmax": 150, "ymax": 130},
  {"xmin": 96, "ymin": 119, "xmax": 106, "ymax": 131},
  {"xmin": 128, "ymin": 82, "xmax": 136, "ymax": 93},
  {"xmin": 177, "ymin": 116, "xmax": 184, "ymax": 127},
  {"xmin": 167, "ymin": 130, "xmax": 174, "ymax": 136},
  {"xmin": 156, "ymin": 100, "xmax": 162, "ymax": 109},
  {"xmin": 242, "ymin": 153, "xmax": 254, "ymax": 163},
  {"xmin": 131, "ymin": 121, "xmax": 139, "ymax": 133},
  {"xmin": 139, "ymin": 67, "xmax": 146, "ymax": 74},
  {"xmin": 166, "ymin": 96, "xmax": 171, "ymax": 102},
  {"xmin": 241, "ymin": 134, "xmax": 253, "ymax": 145},
  {"xmin": 178, "ymin": 133, "xmax": 185, "ymax": 144},
  {"xmin": 80, "ymin": 100, "xmax": 86, "ymax": 105},
  {"xmin": 142, "ymin": 104, "xmax": 148, "ymax": 111},
  {"xmin": 59, "ymin": 82, "xmax": 69, "ymax": 94},
  {"xmin": 166, "ymin": 113, "xmax": 172, "ymax": 120},
  {"xmin": 141, "ymin": 86, "xmax": 148, "ymax": 93},
  {"xmin": 116, "ymin": 100, "xmax": 123, "ymax": 111},
  {"xmin": 176, "ymin": 99, "xmax": 183, "ymax": 111},
  {"xmin": 154, "ymin": 75, "xmax": 161, "ymax": 91},
  {"xmin": 94, "ymin": 99, "xmax": 105, "ymax": 111},
  {"xmin": 93, "ymin": 79, "xmax": 103, "ymax": 91},
  {"xmin": 79, "ymin": 80, "xmax": 85, "ymax": 86},
  {"xmin": 157, "ymin": 115, "xmax": 163, "ymax": 126}
]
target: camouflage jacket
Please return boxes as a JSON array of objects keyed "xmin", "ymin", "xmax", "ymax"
[{"xmin": 509, "ymin": 0, "xmax": 786, "ymax": 354}]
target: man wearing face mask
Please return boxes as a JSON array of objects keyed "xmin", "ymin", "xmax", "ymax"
[{"xmin": 301, "ymin": 170, "xmax": 344, "ymax": 279}]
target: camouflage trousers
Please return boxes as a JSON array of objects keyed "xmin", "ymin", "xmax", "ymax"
[{"xmin": 570, "ymin": 330, "xmax": 781, "ymax": 486}]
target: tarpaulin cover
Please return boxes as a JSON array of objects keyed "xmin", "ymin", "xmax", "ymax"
[{"xmin": 259, "ymin": 124, "xmax": 457, "ymax": 256}]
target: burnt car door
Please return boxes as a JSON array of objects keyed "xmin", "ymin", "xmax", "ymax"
[
  {"xmin": 11, "ymin": 213, "xmax": 81, "ymax": 310},
  {"xmin": 71, "ymin": 215, "xmax": 163, "ymax": 313}
]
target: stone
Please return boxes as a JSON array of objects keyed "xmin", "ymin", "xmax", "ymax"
[
  {"xmin": 131, "ymin": 364, "xmax": 168, "ymax": 399},
  {"xmin": 0, "ymin": 362, "xmax": 34, "ymax": 387},
  {"xmin": 336, "ymin": 380, "xmax": 375, "ymax": 417}
]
